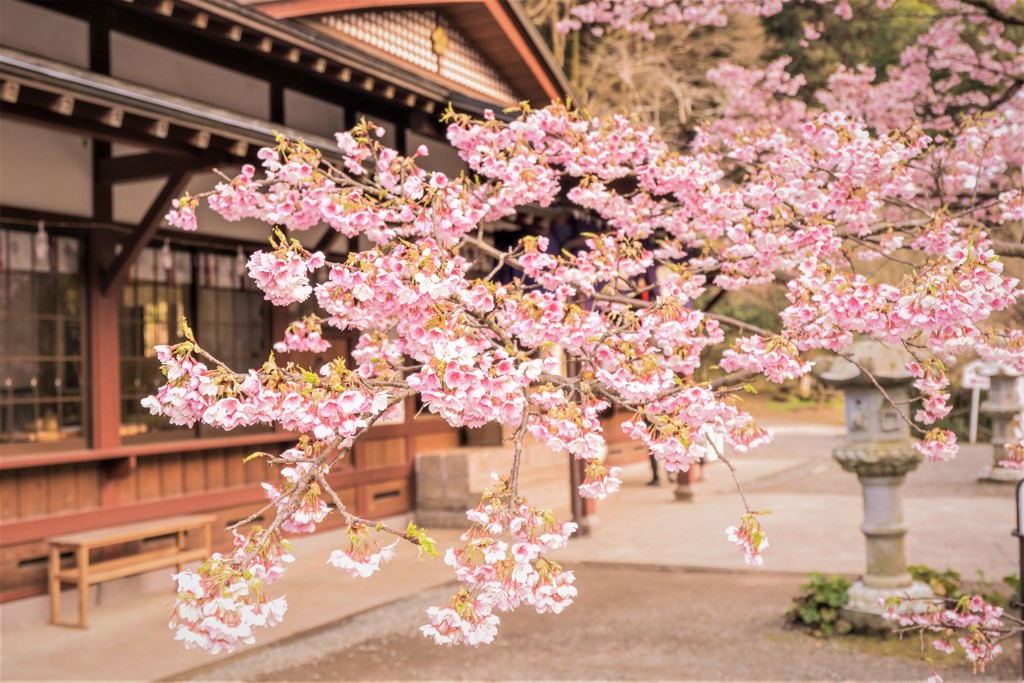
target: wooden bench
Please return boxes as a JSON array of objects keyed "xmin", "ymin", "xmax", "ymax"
[{"xmin": 47, "ymin": 513, "xmax": 215, "ymax": 628}]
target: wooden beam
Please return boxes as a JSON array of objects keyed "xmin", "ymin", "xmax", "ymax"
[
  {"xmin": 46, "ymin": 93, "xmax": 75, "ymax": 116},
  {"xmin": 146, "ymin": 119, "xmax": 169, "ymax": 138},
  {"xmin": 100, "ymin": 171, "xmax": 192, "ymax": 295},
  {"xmin": 96, "ymin": 152, "xmax": 215, "ymax": 184},
  {"xmin": 99, "ymin": 108, "xmax": 124, "ymax": 128},
  {"xmin": 187, "ymin": 129, "xmax": 211, "ymax": 148},
  {"xmin": 313, "ymin": 229, "xmax": 337, "ymax": 254},
  {"xmin": 257, "ymin": 0, "xmax": 478, "ymax": 19},
  {"xmin": 0, "ymin": 81, "xmax": 19, "ymax": 103},
  {"xmin": 0, "ymin": 413, "xmax": 453, "ymax": 471},
  {"xmin": 481, "ymin": 0, "xmax": 561, "ymax": 102},
  {"xmin": 0, "ymin": 106, "xmax": 216, "ymax": 159}
]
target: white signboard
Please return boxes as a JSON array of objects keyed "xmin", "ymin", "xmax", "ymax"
[{"xmin": 963, "ymin": 360, "xmax": 997, "ymax": 390}]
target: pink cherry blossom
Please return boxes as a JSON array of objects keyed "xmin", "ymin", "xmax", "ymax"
[{"xmin": 150, "ymin": 0, "xmax": 1024, "ymax": 663}]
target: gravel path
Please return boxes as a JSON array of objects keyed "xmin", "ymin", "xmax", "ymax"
[{"xmin": 174, "ymin": 564, "xmax": 1020, "ymax": 682}]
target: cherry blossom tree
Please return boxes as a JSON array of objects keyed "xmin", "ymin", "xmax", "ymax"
[{"xmin": 150, "ymin": 0, "xmax": 1022, "ymax": 665}]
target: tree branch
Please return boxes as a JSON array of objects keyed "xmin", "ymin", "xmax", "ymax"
[
  {"xmin": 992, "ymin": 239, "xmax": 1024, "ymax": 259},
  {"xmin": 958, "ymin": 0, "xmax": 1024, "ymax": 27}
]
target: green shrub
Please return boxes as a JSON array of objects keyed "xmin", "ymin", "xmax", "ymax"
[
  {"xmin": 786, "ymin": 572, "xmax": 853, "ymax": 636},
  {"xmin": 908, "ymin": 564, "xmax": 1014, "ymax": 607},
  {"xmin": 1003, "ymin": 573, "xmax": 1020, "ymax": 605}
]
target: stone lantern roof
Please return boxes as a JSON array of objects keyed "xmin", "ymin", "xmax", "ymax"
[{"xmin": 815, "ymin": 339, "xmax": 914, "ymax": 388}]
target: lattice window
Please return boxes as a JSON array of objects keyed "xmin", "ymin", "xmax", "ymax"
[
  {"xmin": 120, "ymin": 245, "xmax": 195, "ymax": 440},
  {"xmin": 120, "ymin": 245, "xmax": 271, "ymax": 443},
  {"xmin": 319, "ymin": 11, "xmax": 517, "ymax": 105},
  {"xmin": 0, "ymin": 227, "xmax": 86, "ymax": 449}
]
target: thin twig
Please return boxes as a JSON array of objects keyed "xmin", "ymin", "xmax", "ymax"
[
  {"xmin": 707, "ymin": 437, "xmax": 754, "ymax": 516},
  {"xmin": 838, "ymin": 351, "xmax": 926, "ymax": 435},
  {"xmin": 508, "ymin": 401, "xmax": 530, "ymax": 500}
]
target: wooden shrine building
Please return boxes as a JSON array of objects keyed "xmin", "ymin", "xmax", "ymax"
[{"xmin": 0, "ymin": 0, "xmax": 574, "ymax": 601}]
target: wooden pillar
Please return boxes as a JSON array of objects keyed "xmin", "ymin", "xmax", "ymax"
[
  {"xmin": 90, "ymin": 231, "xmax": 132, "ymax": 514},
  {"xmin": 270, "ymin": 83, "xmax": 284, "ymax": 124},
  {"xmin": 87, "ymin": 236, "xmax": 121, "ymax": 450}
]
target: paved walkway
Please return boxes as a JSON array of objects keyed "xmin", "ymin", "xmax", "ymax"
[{"xmin": 0, "ymin": 424, "xmax": 1017, "ymax": 681}]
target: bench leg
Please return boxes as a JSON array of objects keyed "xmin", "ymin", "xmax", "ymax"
[
  {"xmin": 48, "ymin": 545, "xmax": 61, "ymax": 625},
  {"xmin": 76, "ymin": 546, "xmax": 89, "ymax": 629}
]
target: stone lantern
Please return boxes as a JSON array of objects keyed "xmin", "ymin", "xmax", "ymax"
[
  {"xmin": 978, "ymin": 366, "xmax": 1024, "ymax": 483},
  {"xmin": 815, "ymin": 339, "xmax": 933, "ymax": 629}
]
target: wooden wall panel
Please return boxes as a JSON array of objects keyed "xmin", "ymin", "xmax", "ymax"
[
  {"xmin": 331, "ymin": 448, "xmax": 356, "ymax": 472},
  {"xmin": 413, "ymin": 431, "xmax": 460, "ymax": 454},
  {"xmin": 182, "ymin": 452, "xmax": 207, "ymax": 493},
  {"xmin": 45, "ymin": 465, "xmax": 79, "ymax": 514},
  {"xmin": 77, "ymin": 463, "xmax": 101, "ymax": 510},
  {"xmin": 244, "ymin": 456, "xmax": 265, "ymax": 485},
  {"xmin": 1, "ymin": 435, "xmax": 422, "ymax": 600},
  {"xmin": 162, "ymin": 453, "xmax": 184, "ymax": 497},
  {"xmin": 113, "ymin": 464, "xmax": 138, "ymax": 505},
  {"xmin": 249, "ymin": 456, "xmax": 268, "ymax": 485},
  {"xmin": 224, "ymin": 448, "xmax": 247, "ymax": 488},
  {"xmin": 0, "ymin": 541, "xmax": 49, "ymax": 594},
  {"xmin": 331, "ymin": 485, "xmax": 358, "ymax": 520},
  {"xmin": 205, "ymin": 449, "xmax": 227, "ymax": 490},
  {"xmin": 214, "ymin": 504, "xmax": 265, "ymax": 547},
  {"xmin": 357, "ymin": 437, "xmax": 406, "ymax": 469},
  {"xmin": 136, "ymin": 457, "xmax": 163, "ymax": 500},
  {"xmin": 16, "ymin": 469, "xmax": 48, "ymax": 518},
  {"xmin": 0, "ymin": 470, "xmax": 19, "ymax": 519},
  {"xmin": 359, "ymin": 478, "xmax": 411, "ymax": 519}
]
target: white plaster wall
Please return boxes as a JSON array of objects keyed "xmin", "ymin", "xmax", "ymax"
[
  {"xmin": 112, "ymin": 177, "xmax": 171, "ymax": 226},
  {"xmin": 113, "ymin": 171, "xmax": 266, "ymax": 242},
  {"xmin": 0, "ymin": 119, "xmax": 92, "ymax": 216},
  {"xmin": 407, "ymin": 130, "xmax": 467, "ymax": 178},
  {"xmin": 0, "ymin": 0, "xmax": 88, "ymax": 67},
  {"xmin": 356, "ymin": 112, "xmax": 396, "ymax": 149},
  {"xmin": 284, "ymin": 89, "xmax": 345, "ymax": 140},
  {"xmin": 110, "ymin": 33, "xmax": 270, "ymax": 120},
  {"xmin": 113, "ymin": 169, "xmax": 348, "ymax": 257}
]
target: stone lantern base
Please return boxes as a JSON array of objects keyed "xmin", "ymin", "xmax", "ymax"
[
  {"xmin": 978, "ymin": 463, "xmax": 1024, "ymax": 483},
  {"xmin": 841, "ymin": 579, "xmax": 934, "ymax": 632}
]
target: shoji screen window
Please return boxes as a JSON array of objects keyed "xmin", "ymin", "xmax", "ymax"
[{"xmin": 0, "ymin": 227, "xmax": 86, "ymax": 451}]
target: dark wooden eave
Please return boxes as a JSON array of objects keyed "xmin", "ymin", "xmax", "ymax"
[
  {"xmin": 0, "ymin": 47, "xmax": 340, "ymax": 158},
  {"xmin": 58, "ymin": 0, "xmax": 530, "ymax": 116}
]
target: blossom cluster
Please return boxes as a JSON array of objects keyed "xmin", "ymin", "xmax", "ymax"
[
  {"xmin": 328, "ymin": 523, "xmax": 399, "ymax": 578},
  {"xmin": 273, "ymin": 315, "xmax": 332, "ymax": 354},
  {"xmin": 883, "ymin": 593, "xmax": 1008, "ymax": 673},
  {"xmin": 260, "ymin": 462, "xmax": 330, "ymax": 534},
  {"xmin": 169, "ymin": 529, "xmax": 293, "ymax": 654},
  {"xmin": 247, "ymin": 231, "xmax": 325, "ymax": 306},
  {"xmin": 725, "ymin": 513, "xmax": 770, "ymax": 566},
  {"xmin": 422, "ymin": 481, "xmax": 578, "ymax": 645}
]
